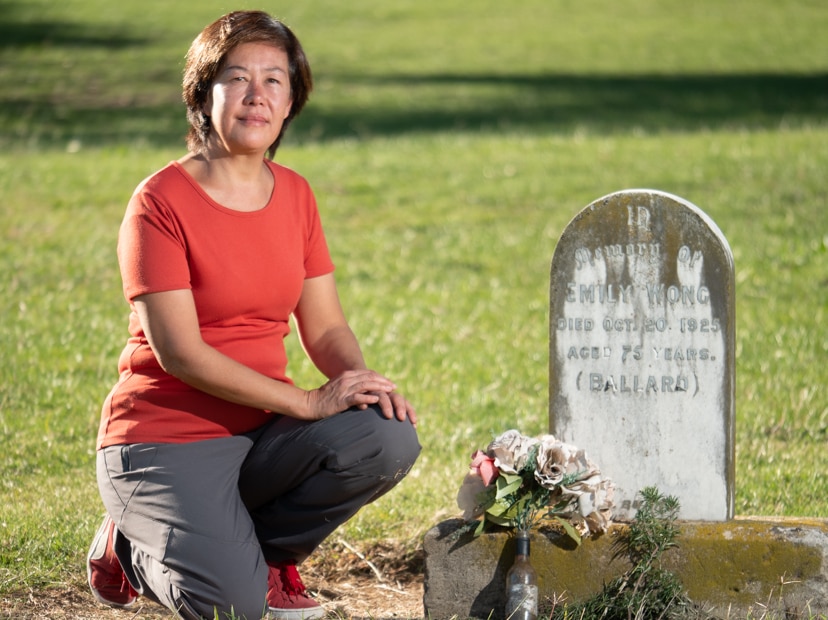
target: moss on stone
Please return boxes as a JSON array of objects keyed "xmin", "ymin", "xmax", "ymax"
[{"xmin": 423, "ymin": 517, "xmax": 828, "ymax": 617}]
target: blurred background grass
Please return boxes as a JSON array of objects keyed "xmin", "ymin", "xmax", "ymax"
[{"xmin": 1, "ymin": 0, "xmax": 826, "ymax": 594}]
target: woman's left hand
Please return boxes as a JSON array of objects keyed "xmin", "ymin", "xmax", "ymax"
[{"xmin": 373, "ymin": 391, "xmax": 418, "ymax": 428}]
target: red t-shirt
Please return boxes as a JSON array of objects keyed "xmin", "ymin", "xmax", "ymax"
[{"xmin": 96, "ymin": 160, "xmax": 335, "ymax": 449}]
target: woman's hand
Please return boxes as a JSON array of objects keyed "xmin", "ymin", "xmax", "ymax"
[
  {"xmin": 306, "ymin": 369, "xmax": 417, "ymax": 427},
  {"xmin": 295, "ymin": 274, "xmax": 418, "ymax": 426},
  {"xmin": 374, "ymin": 390, "xmax": 418, "ymax": 427}
]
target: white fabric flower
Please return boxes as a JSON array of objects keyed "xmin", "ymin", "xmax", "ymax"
[
  {"xmin": 534, "ymin": 435, "xmax": 603, "ymax": 488},
  {"xmin": 488, "ymin": 429, "xmax": 538, "ymax": 474},
  {"xmin": 456, "ymin": 473, "xmax": 489, "ymax": 520}
]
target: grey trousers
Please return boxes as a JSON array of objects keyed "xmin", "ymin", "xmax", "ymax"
[{"xmin": 96, "ymin": 406, "xmax": 421, "ymax": 620}]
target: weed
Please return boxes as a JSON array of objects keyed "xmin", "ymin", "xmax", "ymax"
[{"xmin": 546, "ymin": 488, "xmax": 695, "ymax": 620}]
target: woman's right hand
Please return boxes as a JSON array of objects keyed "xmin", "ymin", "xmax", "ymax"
[{"xmin": 305, "ymin": 369, "xmax": 397, "ymax": 419}]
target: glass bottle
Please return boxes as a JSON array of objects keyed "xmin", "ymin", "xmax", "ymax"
[{"xmin": 504, "ymin": 529, "xmax": 538, "ymax": 620}]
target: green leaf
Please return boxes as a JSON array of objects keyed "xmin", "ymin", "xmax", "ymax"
[
  {"xmin": 486, "ymin": 513, "xmax": 515, "ymax": 527},
  {"xmin": 553, "ymin": 516, "xmax": 583, "ymax": 546},
  {"xmin": 486, "ymin": 497, "xmax": 514, "ymax": 517},
  {"xmin": 495, "ymin": 473, "xmax": 523, "ymax": 499}
]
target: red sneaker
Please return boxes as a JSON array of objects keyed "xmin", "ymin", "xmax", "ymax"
[
  {"xmin": 265, "ymin": 560, "xmax": 324, "ymax": 620},
  {"xmin": 87, "ymin": 514, "xmax": 139, "ymax": 608}
]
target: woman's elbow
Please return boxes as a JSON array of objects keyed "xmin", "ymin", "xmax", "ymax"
[{"xmin": 151, "ymin": 344, "xmax": 200, "ymax": 381}]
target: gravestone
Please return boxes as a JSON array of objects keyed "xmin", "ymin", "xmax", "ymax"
[{"xmin": 549, "ymin": 189, "xmax": 735, "ymax": 521}]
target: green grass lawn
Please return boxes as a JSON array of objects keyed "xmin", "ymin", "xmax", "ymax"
[{"xmin": 1, "ymin": 0, "xmax": 826, "ymax": 607}]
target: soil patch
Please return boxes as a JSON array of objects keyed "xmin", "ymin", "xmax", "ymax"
[{"xmin": 1, "ymin": 540, "xmax": 425, "ymax": 619}]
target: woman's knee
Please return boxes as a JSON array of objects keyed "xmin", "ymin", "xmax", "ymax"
[{"xmin": 359, "ymin": 408, "xmax": 421, "ymax": 480}]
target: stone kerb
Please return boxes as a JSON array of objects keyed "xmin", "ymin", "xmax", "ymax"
[
  {"xmin": 422, "ymin": 517, "xmax": 828, "ymax": 619},
  {"xmin": 549, "ymin": 189, "xmax": 735, "ymax": 521}
]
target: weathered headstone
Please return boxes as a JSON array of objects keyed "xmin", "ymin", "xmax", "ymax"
[{"xmin": 549, "ymin": 190, "xmax": 735, "ymax": 521}]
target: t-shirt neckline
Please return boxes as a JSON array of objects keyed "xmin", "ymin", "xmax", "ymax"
[{"xmin": 170, "ymin": 160, "xmax": 278, "ymax": 216}]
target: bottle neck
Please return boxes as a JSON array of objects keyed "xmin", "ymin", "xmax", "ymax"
[{"xmin": 515, "ymin": 534, "xmax": 531, "ymax": 557}]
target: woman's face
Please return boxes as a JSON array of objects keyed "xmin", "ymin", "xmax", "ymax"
[{"xmin": 203, "ymin": 41, "xmax": 293, "ymax": 157}]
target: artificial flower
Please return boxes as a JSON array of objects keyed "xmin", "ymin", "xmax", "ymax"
[
  {"xmin": 469, "ymin": 450, "xmax": 499, "ymax": 486},
  {"xmin": 457, "ymin": 429, "xmax": 614, "ymax": 542},
  {"xmin": 457, "ymin": 472, "xmax": 489, "ymax": 520},
  {"xmin": 489, "ymin": 429, "xmax": 538, "ymax": 474}
]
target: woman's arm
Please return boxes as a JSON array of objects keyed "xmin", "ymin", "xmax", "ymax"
[
  {"xmin": 134, "ymin": 288, "xmax": 396, "ymax": 420},
  {"xmin": 293, "ymin": 274, "xmax": 418, "ymax": 426},
  {"xmin": 291, "ymin": 274, "xmax": 367, "ymax": 378}
]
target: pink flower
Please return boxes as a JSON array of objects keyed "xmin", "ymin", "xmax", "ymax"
[{"xmin": 469, "ymin": 450, "xmax": 499, "ymax": 486}]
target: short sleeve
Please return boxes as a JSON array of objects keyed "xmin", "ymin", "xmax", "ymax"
[
  {"xmin": 118, "ymin": 189, "xmax": 192, "ymax": 301},
  {"xmin": 302, "ymin": 186, "xmax": 335, "ymax": 279}
]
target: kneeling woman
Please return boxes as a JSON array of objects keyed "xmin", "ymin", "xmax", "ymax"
[{"xmin": 86, "ymin": 11, "xmax": 420, "ymax": 620}]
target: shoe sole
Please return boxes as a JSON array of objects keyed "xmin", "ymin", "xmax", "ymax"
[{"xmin": 266, "ymin": 605, "xmax": 325, "ymax": 620}]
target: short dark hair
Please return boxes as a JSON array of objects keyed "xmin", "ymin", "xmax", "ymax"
[{"xmin": 182, "ymin": 11, "xmax": 312, "ymax": 158}]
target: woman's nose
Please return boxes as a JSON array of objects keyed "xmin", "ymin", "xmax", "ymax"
[{"xmin": 245, "ymin": 81, "xmax": 264, "ymax": 104}]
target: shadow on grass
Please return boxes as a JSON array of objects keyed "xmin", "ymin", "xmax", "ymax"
[
  {"xmin": 0, "ymin": 0, "xmax": 147, "ymax": 49},
  {"xmin": 3, "ymin": 71, "xmax": 826, "ymax": 150},
  {"xmin": 1, "ymin": 1, "xmax": 825, "ymax": 149},
  {"xmin": 295, "ymin": 71, "xmax": 828, "ymax": 139}
]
